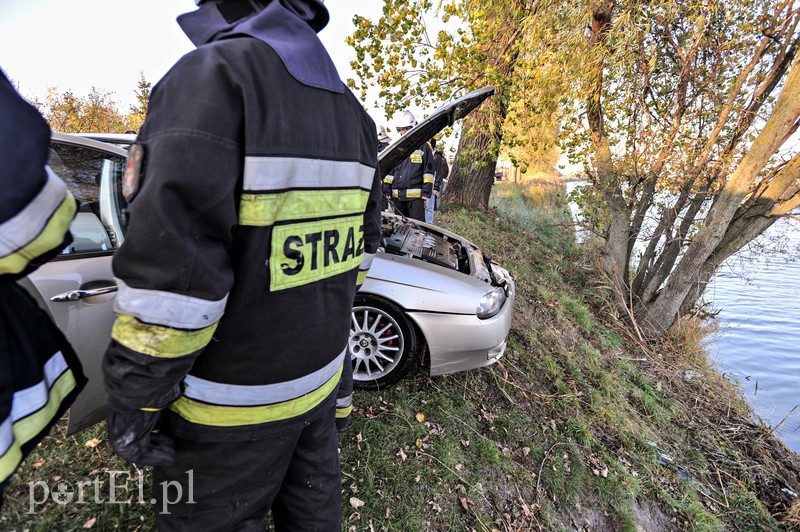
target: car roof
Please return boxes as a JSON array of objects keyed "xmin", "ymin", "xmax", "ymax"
[{"xmin": 50, "ymin": 131, "xmax": 130, "ymax": 157}]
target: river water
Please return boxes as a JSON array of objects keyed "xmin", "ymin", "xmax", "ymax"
[
  {"xmin": 706, "ymin": 218, "xmax": 800, "ymax": 454},
  {"xmin": 564, "ymin": 182, "xmax": 800, "ymax": 454}
]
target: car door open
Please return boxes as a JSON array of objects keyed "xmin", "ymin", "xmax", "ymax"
[{"xmin": 19, "ymin": 134, "xmax": 128, "ymax": 434}]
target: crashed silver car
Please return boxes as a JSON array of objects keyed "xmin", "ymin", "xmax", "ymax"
[{"xmin": 19, "ymin": 87, "xmax": 514, "ymax": 433}]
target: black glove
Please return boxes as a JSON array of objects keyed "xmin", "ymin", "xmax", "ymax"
[{"xmin": 106, "ymin": 400, "xmax": 175, "ymax": 466}]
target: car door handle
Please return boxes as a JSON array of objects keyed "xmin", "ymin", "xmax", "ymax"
[{"xmin": 51, "ymin": 285, "xmax": 118, "ymax": 302}]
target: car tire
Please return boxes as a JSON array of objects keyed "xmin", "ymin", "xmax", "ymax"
[{"xmin": 350, "ymin": 295, "xmax": 419, "ymax": 390}]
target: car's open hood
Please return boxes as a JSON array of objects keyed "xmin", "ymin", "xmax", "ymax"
[{"xmin": 378, "ymin": 86, "xmax": 495, "ymax": 177}]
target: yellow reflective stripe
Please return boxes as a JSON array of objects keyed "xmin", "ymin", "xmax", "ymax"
[
  {"xmin": 405, "ymin": 190, "xmax": 421, "ymax": 198},
  {"xmin": 423, "ymin": 176, "xmax": 434, "ymax": 184},
  {"xmin": 270, "ymin": 215, "xmax": 364, "ymax": 291},
  {"xmin": 111, "ymin": 315, "xmax": 218, "ymax": 358},
  {"xmin": 383, "ymin": 175, "xmax": 394, "ymax": 184},
  {"xmin": 170, "ymin": 366, "xmax": 342, "ymax": 427},
  {"xmin": 240, "ymin": 189, "xmax": 369, "ymax": 227},
  {"xmin": 357, "ymin": 269, "xmax": 368, "ymax": 285},
  {"xmin": 336, "ymin": 405, "xmax": 353, "ymax": 419},
  {"xmin": 0, "ymin": 441, "xmax": 23, "ymax": 484},
  {"xmin": 12, "ymin": 370, "xmax": 77, "ymax": 446},
  {"xmin": 0, "ymin": 191, "xmax": 76, "ymax": 275},
  {"xmin": 140, "ymin": 407, "xmax": 160, "ymax": 412}
]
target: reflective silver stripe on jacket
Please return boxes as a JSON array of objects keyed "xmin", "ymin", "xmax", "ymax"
[
  {"xmin": 243, "ymin": 157, "xmax": 375, "ymax": 191},
  {"xmin": 358, "ymin": 253, "xmax": 375, "ymax": 270},
  {"xmin": 182, "ymin": 350, "xmax": 346, "ymax": 406},
  {"xmin": 0, "ymin": 168, "xmax": 67, "ymax": 256},
  {"xmin": 359, "ymin": 252, "xmax": 375, "ymax": 272},
  {"xmin": 336, "ymin": 393, "xmax": 352, "ymax": 409},
  {"xmin": 0, "ymin": 418, "xmax": 12, "ymax": 458},
  {"xmin": 10, "ymin": 351, "xmax": 68, "ymax": 421},
  {"xmin": 113, "ymin": 279, "xmax": 228, "ymax": 330}
]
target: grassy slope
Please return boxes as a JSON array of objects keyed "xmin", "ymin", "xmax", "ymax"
[{"xmin": 2, "ymin": 182, "xmax": 799, "ymax": 530}]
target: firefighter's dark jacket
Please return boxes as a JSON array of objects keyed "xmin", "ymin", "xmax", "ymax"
[
  {"xmin": 102, "ymin": 4, "xmax": 382, "ymax": 441},
  {"xmin": 433, "ymin": 150, "xmax": 449, "ymax": 193},
  {"xmin": 0, "ymin": 71, "xmax": 86, "ymax": 489},
  {"xmin": 383, "ymin": 142, "xmax": 435, "ymax": 200}
]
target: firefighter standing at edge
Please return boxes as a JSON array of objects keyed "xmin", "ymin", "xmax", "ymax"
[
  {"xmin": 0, "ymin": 70, "xmax": 86, "ymax": 508},
  {"xmin": 101, "ymin": 0, "xmax": 382, "ymax": 529},
  {"xmin": 383, "ymin": 110, "xmax": 435, "ymax": 221}
]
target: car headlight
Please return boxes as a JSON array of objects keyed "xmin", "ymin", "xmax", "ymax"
[{"xmin": 476, "ymin": 287, "xmax": 506, "ymax": 319}]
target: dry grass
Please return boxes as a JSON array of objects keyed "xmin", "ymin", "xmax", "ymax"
[{"xmin": 784, "ymin": 499, "xmax": 800, "ymax": 529}]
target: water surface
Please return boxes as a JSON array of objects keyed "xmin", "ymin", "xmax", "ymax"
[{"xmin": 707, "ymin": 218, "xmax": 800, "ymax": 454}]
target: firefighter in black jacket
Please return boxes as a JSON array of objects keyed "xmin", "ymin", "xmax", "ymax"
[
  {"xmin": 101, "ymin": 0, "xmax": 382, "ymax": 529},
  {"xmin": 383, "ymin": 110, "xmax": 435, "ymax": 221},
  {"xmin": 0, "ymin": 70, "xmax": 86, "ymax": 507}
]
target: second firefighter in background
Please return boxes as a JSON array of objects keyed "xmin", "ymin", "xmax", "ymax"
[{"xmin": 383, "ymin": 110, "xmax": 435, "ymax": 221}]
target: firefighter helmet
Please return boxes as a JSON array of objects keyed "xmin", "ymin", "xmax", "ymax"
[
  {"xmin": 395, "ymin": 110, "xmax": 417, "ymax": 132},
  {"xmin": 378, "ymin": 124, "xmax": 391, "ymax": 143}
]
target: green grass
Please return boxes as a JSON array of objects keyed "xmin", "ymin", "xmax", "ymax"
[{"xmin": 2, "ymin": 180, "xmax": 797, "ymax": 530}]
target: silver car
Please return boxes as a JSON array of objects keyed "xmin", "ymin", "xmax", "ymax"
[{"xmin": 20, "ymin": 87, "xmax": 514, "ymax": 433}]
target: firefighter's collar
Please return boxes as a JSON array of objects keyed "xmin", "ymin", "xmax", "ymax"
[{"xmin": 178, "ymin": 1, "xmax": 344, "ymax": 94}]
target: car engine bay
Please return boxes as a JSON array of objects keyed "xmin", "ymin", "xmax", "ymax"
[{"xmin": 380, "ymin": 216, "xmax": 506, "ymax": 288}]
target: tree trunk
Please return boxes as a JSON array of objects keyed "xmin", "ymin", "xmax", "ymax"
[{"xmin": 444, "ymin": 104, "xmax": 503, "ymax": 210}]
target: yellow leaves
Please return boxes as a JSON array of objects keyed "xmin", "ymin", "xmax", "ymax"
[
  {"xmin": 84, "ymin": 438, "xmax": 101, "ymax": 448},
  {"xmin": 415, "ymin": 412, "xmax": 426, "ymax": 423}
]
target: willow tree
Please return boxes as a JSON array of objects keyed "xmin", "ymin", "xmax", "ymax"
[
  {"xmin": 553, "ymin": 0, "xmax": 800, "ymax": 334},
  {"xmin": 347, "ymin": 0, "xmax": 534, "ymax": 209}
]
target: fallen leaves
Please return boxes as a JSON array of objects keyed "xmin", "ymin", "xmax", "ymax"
[
  {"xmin": 350, "ymin": 497, "xmax": 365, "ymax": 509},
  {"xmin": 84, "ymin": 438, "xmax": 102, "ymax": 448},
  {"xmin": 588, "ymin": 454, "xmax": 609, "ymax": 478},
  {"xmin": 428, "ymin": 500, "xmax": 443, "ymax": 513}
]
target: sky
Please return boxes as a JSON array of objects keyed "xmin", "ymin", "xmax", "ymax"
[{"xmin": 0, "ymin": 0, "xmax": 391, "ymax": 124}]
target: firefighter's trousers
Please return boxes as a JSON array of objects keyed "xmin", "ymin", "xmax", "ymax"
[{"xmin": 153, "ymin": 398, "xmax": 341, "ymax": 531}]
